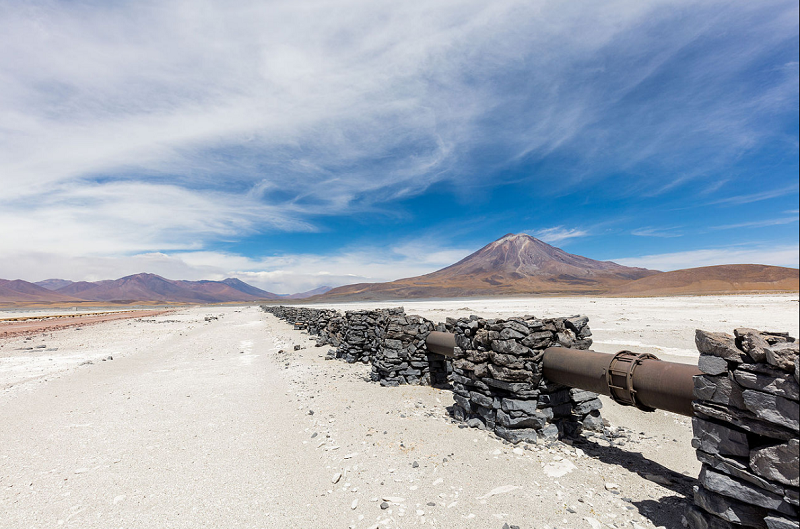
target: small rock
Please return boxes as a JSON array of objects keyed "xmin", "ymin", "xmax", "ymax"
[
  {"xmin": 583, "ymin": 518, "xmax": 602, "ymax": 529},
  {"xmin": 604, "ymin": 482, "xmax": 620, "ymax": 491},
  {"xmin": 332, "ymin": 472, "xmax": 342, "ymax": 484},
  {"xmin": 380, "ymin": 502, "xmax": 389, "ymax": 510}
]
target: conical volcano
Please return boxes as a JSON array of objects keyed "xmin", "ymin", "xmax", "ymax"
[{"xmin": 320, "ymin": 233, "xmax": 659, "ymax": 300}]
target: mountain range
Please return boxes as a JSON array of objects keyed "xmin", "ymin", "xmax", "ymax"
[
  {"xmin": 0, "ymin": 274, "xmax": 331, "ymax": 304},
  {"xmin": 1, "ymin": 233, "xmax": 797, "ymax": 304},
  {"xmin": 316, "ymin": 233, "xmax": 798, "ymax": 300}
]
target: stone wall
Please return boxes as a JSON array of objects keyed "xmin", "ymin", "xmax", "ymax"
[
  {"xmin": 263, "ymin": 305, "xmax": 800, "ymax": 522},
  {"xmin": 446, "ymin": 314, "xmax": 604, "ymax": 444},
  {"xmin": 261, "ymin": 306, "xmax": 446, "ymax": 385},
  {"xmin": 331, "ymin": 309, "xmax": 399, "ymax": 364},
  {"xmin": 370, "ymin": 313, "xmax": 450, "ymax": 386},
  {"xmin": 687, "ymin": 328, "xmax": 799, "ymax": 529},
  {"xmin": 260, "ymin": 306, "xmax": 345, "ymax": 346}
]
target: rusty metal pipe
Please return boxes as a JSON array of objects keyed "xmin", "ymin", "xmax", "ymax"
[
  {"xmin": 425, "ymin": 332, "xmax": 700, "ymax": 416},
  {"xmin": 427, "ymin": 331, "xmax": 457, "ymax": 357},
  {"xmin": 542, "ymin": 347, "xmax": 701, "ymax": 416}
]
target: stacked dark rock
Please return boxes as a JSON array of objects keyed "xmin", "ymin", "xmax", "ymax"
[
  {"xmin": 370, "ymin": 313, "xmax": 447, "ymax": 386},
  {"xmin": 687, "ymin": 328, "xmax": 799, "ymax": 529},
  {"xmin": 260, "ymin": 306, "xmax": 343, "ymax": 346},
  {"xmin": 446, "ymin": 314, "xmax": 603, "ymax": 444},
  {"xmin": 332, "ymin": 309, "xmax": 402, "ymax": 364}
]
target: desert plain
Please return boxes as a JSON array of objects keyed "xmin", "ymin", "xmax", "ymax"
[{"xmin": 1, "ymin": 294, "xmax": 798, "ymax": 529}]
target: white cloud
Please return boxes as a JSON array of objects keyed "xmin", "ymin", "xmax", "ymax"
[
  {"xmin": 613, "ymin": 244, "xmax": 800, "ymax": 271},
  {"xmin": 710, "ymin": 185, "xmax": 800, "ymax": 206},
  {"xmin": 710, "ymin": 216, "xmax": 799, "ymax": 231},
  {"xmin": 0, "ymin": 0, "xmax": 797, "ymax": 285},
  {"xmin": 0, "ymin": 241, "xmax": 476, "ymax": 294},
  {"xmin": 0, "ymin": 181, "xmax": 313, "ymax": 256},
  {"xmin": 631, "ymin": 227, "xmax": 683, "ymax": 238},
  {"xmin": 529, "ymin": 226, "xmax": 589, "ymax": 244}
]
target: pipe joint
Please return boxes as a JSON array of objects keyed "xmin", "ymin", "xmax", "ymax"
[{"xmin": 606, "ymin": 351, "xmax": 659, "ymax": 412}]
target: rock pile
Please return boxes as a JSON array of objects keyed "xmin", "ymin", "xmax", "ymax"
[
  {"xmin": 445, "ymin": 314, "xmax": 603, "ymax": 444},
  {"xmin": 371, "ymin": 313, "xmax": 449, "ymax": 386},
  {"xmin": 688, "ymin": 328, "xmax": 799, "ymax": 529}
]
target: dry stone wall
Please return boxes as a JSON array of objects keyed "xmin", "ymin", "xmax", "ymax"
[
  {"xmin": 331, "ymin": 309, "xmax": 399, "ymax": 364},
  {"xmin": 445, "ymin": 314, "xmax": 603, "ymax": 444},
  {"xmin": 371, "ymin": 313, "xmax": 450, "ymax": 387},
  {"xmin": 260, "ymin": 306, "xmax": 345, "ymax": 346},
  {"xmin": 687, "ymin": 328, "xmax": 799, "ymax": 529},
  {"xmin": 263, "ymin": 305, "xmax": 800, "ymax": 526}
]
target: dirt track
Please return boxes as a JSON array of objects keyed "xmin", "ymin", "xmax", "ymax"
[{"xmin": 0, "ymin": 310, "xmax": 172, "ymax": 338}]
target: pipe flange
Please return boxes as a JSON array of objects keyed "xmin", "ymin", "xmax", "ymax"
[{"xmin": 606, "ymin": 350, "xmax": 659, "ymax": 412}]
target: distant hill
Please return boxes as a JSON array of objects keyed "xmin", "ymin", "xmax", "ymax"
[
  {"xmin": 607, "ymin": 264, "xmax": 799, "ymax": 296},
  {"xmin": 220, "ymin": 278, "xmax": 283, "ymax": 300},
  {"xmin": 0, "ymin": 274, "xmax": 287, "ymax": 304},
  {"xmin": 0, "ymin": 279, "xmax": 83, "ymax": 302},
  {"xmin": 52, "ymin": 273, "xmax": 280, "ymax": 303},
  {"xmin": 319, "ymin": 233, "xmax": 659, "ymax": 300},
  {"xmin": 35, "ymin": 279, "xmax": 75, "ymax": 290},
  {"xmin": 283, "ymin": 286, "xmax": 333, "ymax": 299}
]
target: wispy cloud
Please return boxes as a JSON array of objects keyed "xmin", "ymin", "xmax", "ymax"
[
  {"xmin": 631, "ymin": 227, "xmax": 683, "ymax": 238},
  {"xmin": 0, "ymin": 181, "xmax": 314, "ymax": 256},
  {"xmin": 0, "ymin": 0, "xmax": 797, "ymax": 287},
  {"xmin": 614, "ymin": 244, "xmax": 800, "ymax": 271},
  {"xmin": 710, "ymin": 185, "xmax": 800, "ymax": 206},
  {"xmin": 710, "ymin": 216, "xmax": 799, "ymax": 231},
  {"xmin": 528, "ymin": 227, "xmax": 589, "ymax": 244},
  {"xmin": 2, "ymin": 240, "xmax": 476, "ymax": 294}
]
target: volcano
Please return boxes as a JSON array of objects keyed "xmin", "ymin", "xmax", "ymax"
[{"xmin": 319, "ymin": 233, "xmax": 659, "ymax": 300}]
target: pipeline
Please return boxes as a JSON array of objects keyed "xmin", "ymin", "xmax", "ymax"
[{"xmin": 426, "ymin": 331, "xmax": 700, "ymax": 417}]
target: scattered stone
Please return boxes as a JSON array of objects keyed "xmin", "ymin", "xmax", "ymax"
[
  {"xmin": 477, "ymin": 485, "xmax": 520, "ymax": 500},
  {"xmin": 543, "ymin": 459, "xmax": 577, "ymax": 478}
]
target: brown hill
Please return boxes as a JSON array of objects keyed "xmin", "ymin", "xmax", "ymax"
[
  {"xmin": 319, "ymin": 234, "xmax": 659, "ymax": 300},
  {"xmin": 0, "ymin": 279, "xmax": 85, "ymax": 303},
  {"xmin": 607, "ymin": 264, "xmax": 799, "ymax": 296},
  {"xmin": 220, "ymin": 278, "xmax": 283, "ymax": 300},
  {"xmin": 35, "ymin": 279, "xmax": 75, "ymax": 290},
  {"xmin": 51, "ymin": 273, "xmax": 278, "ymax": 303},
  {"xmin": 284, "ymin": 286, "xmax": 333, "ymax": 299}
]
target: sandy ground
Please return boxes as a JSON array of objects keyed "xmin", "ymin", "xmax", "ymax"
[
  {"xmin": 1, "ymin": 296, "xmax": 797, "ymax": 529},
  {"xmin": 0, "ymin": 310, "xmax": 172, "ymax": 339}
]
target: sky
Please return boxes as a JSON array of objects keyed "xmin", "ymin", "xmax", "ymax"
[{"xmin": 1, "ymin": 0, "xmax": 798, "ymax": 294}]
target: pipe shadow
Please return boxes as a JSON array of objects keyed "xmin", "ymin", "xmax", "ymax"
[
  {"xmin": 572, "ymin": 436, "xmax": 696, "ymax": 529},
  {"xmin": 573, "ymin": 436, "xmax": 696, "ymax": 496}
]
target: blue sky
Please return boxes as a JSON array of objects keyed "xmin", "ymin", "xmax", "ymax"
[{"xmin": 0, "ymin": 0, "xmax": 797, "ymax": 293}]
